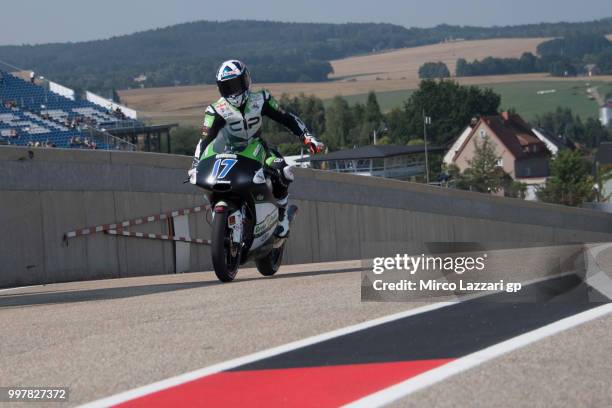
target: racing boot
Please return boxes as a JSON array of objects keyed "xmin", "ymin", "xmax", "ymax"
[{"xmin": 275, "ymin": 195, "xmax": 290, "ymax": 238}]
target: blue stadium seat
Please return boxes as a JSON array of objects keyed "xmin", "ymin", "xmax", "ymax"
[{"xmin": 0, "ymin": 70, "xmax": 138, "ymax": 149}]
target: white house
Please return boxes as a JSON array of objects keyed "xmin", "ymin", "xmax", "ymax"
[
  {"xmin": 600, "ymin": 101, "xmax": 612, "ymax": 127},
  {"xmin": 443, "ymin": 125, "xmax": 473, "ymax": 166},
  {"xmin": 444, "ymin": 112, "xmax": 556, "ymax": 201}
]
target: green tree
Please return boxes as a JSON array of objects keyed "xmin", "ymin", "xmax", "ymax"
[
  {"xmin": 456, "ymin": 136, "xmax": 508, "ymax": 193},
  {"xmin": 385, "ymin": 107, "xmax": 411, "ymax": 144},
  {"xmin": 454, "ymin": 53, "xmax": 542, "ymax": 76},
  {"xmin": 278, "ymin": 143, "xmax": 303, "ymax": 156},
  {"xmin": 418, "ymin": 61, "xmax": 451, "ymax": 79},
  {"xmin": 5, "ymin": 18, "xmax": 612, "ymax": 92},
  {"xmin": 534, "ymin": 107, "xmax": 612, "ymax": 148},
  {"xmin": 596, "ymin": 48, "xmax": 612, "ymax": 73},
  {"xmin": 519, "ymin": 52, "xmax": 539, "ymax": 72},
  {"xmin": 402, "ymin": 80, "xmax": 500, "ymax": 146},
  {"xmin": 338, "ymin": 92, "xmax": 386, "ymax": 147},
  {"xmin": 455, "ymin": 58, "xmax": 470, "ymax": 76},
  {"xmin": 365, "ymin": 92, "xmax": 383, "ymax": 124},
  {"xmin": 377, "ymin": 136, "xmax": 392, "ymax": 145},
  {"xmin": 407, "ymin": 138, "xmax": 425, "ymax": 146},
  {"xmin": 324, "ymin": 96, "xmax": 354, "ymax": 150},
  {"xmin": 283, "ymin": 93, "xmax": 326, "ymax": 135},
  {"xmin": 537, "ymin": 150, "xmax": 594, "ymax": 206},
  {"xmin": 263, "ymin": 93, "xmax": 326, "ymax": 147},
  {"xmin": 349, "ymin": 102, "xmax": 373, "ymax": 145},
  {"xmin": 537, "ymin": 34, "xmax": 612, "ymax": 59},
  {"xmin": 506, "ymin": 181, "xmax": 528, "ymax": 199},
  {"xmin": 584, "ymin": 117, "xmax": 609, "ymax": 147},
  {"xmin": 170, "ymin": 126, "xmax": 201, "ymax": 156}
]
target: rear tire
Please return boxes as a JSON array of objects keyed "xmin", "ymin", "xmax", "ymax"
[
  {"xmin": 211, "ymin": 210, "xmax": 240, "ymax": 282},
  {"xmin": 256, "ymin": 244, "xmax": 285, "ymax": 276}
]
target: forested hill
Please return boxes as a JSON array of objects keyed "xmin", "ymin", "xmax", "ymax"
[{"xmin": 1, "ymin": 18, "xmax": 612, "ymax": 93}]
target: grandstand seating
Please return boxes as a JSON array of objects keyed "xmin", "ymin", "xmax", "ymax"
[{"xmin": 0, "ymin": 70, "xmax": 138, "ymax": 149}]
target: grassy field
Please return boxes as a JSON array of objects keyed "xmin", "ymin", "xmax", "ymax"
[
  {"xmin": 125, "ymin": 77, "xmax": 612, "ymax": 126},
  {"xmin": 124, "ymin": 74, "xmax": 612, "ymax": 126},
  {"xmin": 331, "ymin": 80, "xmax": 612, "ymax": 120},
  {"xmin": 491, "ymin": 80, "xmax": 610, "ymax": 120}
]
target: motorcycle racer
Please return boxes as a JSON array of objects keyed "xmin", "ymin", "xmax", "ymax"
[{"xmin": 189, "ymin": 59, "xmax": 325, "ymax": 237}]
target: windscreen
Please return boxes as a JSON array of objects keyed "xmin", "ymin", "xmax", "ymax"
[{"xmin": 213, "ymin": 128, "xmax": 249, "ymax": 153}]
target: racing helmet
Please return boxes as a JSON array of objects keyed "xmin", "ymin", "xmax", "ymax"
[{"xmin": 216, "ymin": 60, "xmax": 251, "ymax": 107}]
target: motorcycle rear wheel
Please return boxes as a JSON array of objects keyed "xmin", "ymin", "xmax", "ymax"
[
  {"xmin": 211, "ymin": 210, "xmax": 240, "ymax": 282},
  {"xmin": 256, "ymin": 244, "xmax": 285, "ymax": 276}
]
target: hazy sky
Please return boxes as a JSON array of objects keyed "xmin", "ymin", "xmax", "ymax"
[{"xmin": 1, "ymin": 0, "xmax": 612, "ymax": 46}]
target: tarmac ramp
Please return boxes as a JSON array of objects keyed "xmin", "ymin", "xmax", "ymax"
[{"xmin": 1, "ymin": 261, "xmax": 610, "ymax": 407}]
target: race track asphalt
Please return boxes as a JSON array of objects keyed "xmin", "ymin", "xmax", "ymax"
[{"xmin": 0, "ymin": 261, "xmax": 610, "ymax": 407}]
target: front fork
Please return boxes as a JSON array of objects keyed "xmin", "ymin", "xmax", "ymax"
[{"xmin": 213, "ymin": 201, "xmax": 244, "ymax": 244}]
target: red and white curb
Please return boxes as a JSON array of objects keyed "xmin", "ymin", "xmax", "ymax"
[{"xmin": 79, "ymin": 302, "xmax": 612, "ymax": 408}]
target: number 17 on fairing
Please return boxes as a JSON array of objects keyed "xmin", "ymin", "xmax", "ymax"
[{"xmin": 211, "ymin": 159, "xmax": 237, "ymax": 179}]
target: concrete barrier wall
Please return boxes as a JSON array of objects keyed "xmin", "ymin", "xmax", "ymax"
[{"xmin": 1, "ymin": 146, "xmax": 612, "ymax": 287}]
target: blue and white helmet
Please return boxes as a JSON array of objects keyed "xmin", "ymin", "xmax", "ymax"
[{"xmin": 216, "ymin": 60, "xmax": 251, "ymax": 107}]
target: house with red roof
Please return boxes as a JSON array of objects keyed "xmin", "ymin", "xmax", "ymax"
[{"xmin": 444, "ymin": 112, "xmax": 553, "ymax": 200}]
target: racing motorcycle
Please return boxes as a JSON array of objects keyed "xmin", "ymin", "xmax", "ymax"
[{"xmin": 193, "ymin": 129, "xmax": 298, "ymax": 282}]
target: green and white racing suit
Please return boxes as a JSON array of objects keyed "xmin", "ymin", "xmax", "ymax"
[
  {"xmin": 191, "ymin": 89, "xmax": 322, "ymax": 237},
  {"xmin": 193, "ymin": 89, "xmax": 309, "ymax": 177}
]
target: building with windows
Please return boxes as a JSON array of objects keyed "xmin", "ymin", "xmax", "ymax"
[
  {"xmin": 306, "ymin": 144, "xmax": 443, "ymax": 181},
  {"xmin": 444, "ymin": 112, "xmax": 554, "ymax": 200}
]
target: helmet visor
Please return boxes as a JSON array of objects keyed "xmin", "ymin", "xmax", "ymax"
[{"xmin": 217, "ymin": 75, "xmax": 249, "ymax": 98}]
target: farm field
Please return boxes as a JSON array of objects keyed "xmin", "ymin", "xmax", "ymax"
[
  {"xmin": 124, "ymin": 75, "xmax": 612, "ymax": 126},
  {"xmin": 329, "ymin": 37, "xmax": 547, "ymax": 81},
  {"xmin": 339, "ymin": 80, "xmax": 612, "ymax": 120},
  {"xmin": 492, "ymin": 80, "xmax": 612, "ymax": 120},
  {"xmin": 120, "ymin": 37, "xmax": 551, "ymax": 126},
  {"xmin": 119, "ymin": 36, "xmax": 612, "ymax": 126}
]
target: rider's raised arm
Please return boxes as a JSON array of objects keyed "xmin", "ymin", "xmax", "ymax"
[
  {"xmin": 193, "ymin": 106, "xmax": 225, "ymax": 166},
  {"xmin": 261, "ymin": 90, "xmax": 325, "ymax": 155},
  {"xmin": 261, "ymin": 90, "xmax": 309, "ymax": 140}
]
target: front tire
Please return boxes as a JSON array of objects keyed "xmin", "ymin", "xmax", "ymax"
[
  {"xmin": 211, "ymin": 210, "xmax": 240, "ymax": 282},
  {"xmin": 256, "ymin": 244, "xmax": 285, "ymax": 276}
]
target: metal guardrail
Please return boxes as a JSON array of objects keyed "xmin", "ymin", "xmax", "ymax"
[
  {"xmin": 98, "ymin": 120, "xmax": 147, "ymax": 131},
  {"xmin": 80, "ymin": 126, "xmax": 137, "ymax": 151},
  {"xmin": 327, "ymin": 162, "xmax": 427, "ymax": 179}
]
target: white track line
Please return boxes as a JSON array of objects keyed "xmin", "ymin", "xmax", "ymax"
[
  {"xmin": 81, "ymin": 272, "xmax": 608, "ymax": 408},
  {"xmin": 0, "ymin": 284, "xmax": 43, "ymax": 293},
  {"xmin": 80, "ymin": 302, "xmax": 454, "ymax": 408},
  {"xmin": 345, "ymin": 303, "xmax": 612, "ymax": 408}
]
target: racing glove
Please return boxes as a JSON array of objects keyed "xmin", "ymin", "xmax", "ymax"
[
  {"xmin": 303, "ymin": 133, "xmax": 325, "ymax": 155},
  {"xmin": 188, "ymin": 166, "xmax": 197, "ymax": 184}
]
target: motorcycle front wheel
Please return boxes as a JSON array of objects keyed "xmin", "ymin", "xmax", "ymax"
[{"xmin": 211, "ymin": 210, "xmax": 240, "ymax": 282}]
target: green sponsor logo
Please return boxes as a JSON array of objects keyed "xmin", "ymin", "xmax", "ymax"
[{"xmin": 254, "ymin": 211, "xmax": 278, "ymax": 237}]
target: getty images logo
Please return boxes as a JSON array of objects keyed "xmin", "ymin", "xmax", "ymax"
[{"xmin": 372, "ymin": 254, "xmax": 487, "ymax": 275}]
